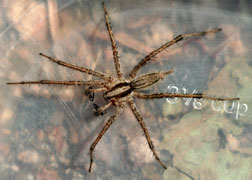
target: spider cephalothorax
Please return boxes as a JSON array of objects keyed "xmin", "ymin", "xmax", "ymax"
[{"xmin": 7, "ymin": 2, "xmax": 239, "ymax": 175}]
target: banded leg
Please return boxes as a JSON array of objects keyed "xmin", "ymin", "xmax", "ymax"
[
  {"xmin": 89, "ymin": 105, "xmax": 124, "ymax": 172},
  {"xmin": 39, "ymin": 53, "xmax": 113, "ymax": 82},
  {"xmin": 102, "ymin": 2, "xmax": 123, "ymax": 79},
  {"xmin": 128, "ymin": 99, "xmax": 167, "ymax": 169},
  {"xmin": 134, "ymin": 92, "xmax": 239, "ymax": 101},
  {"xmin": 129, "ymin": 28, "xmax": 222, "ymax": 78},
  {"xmin": 87, "ymin": 87, "xmax": 108, "ymax": 93},
  {"xmin": 7, "ymin": 80, "xmax": 107, "ymax": 87}
]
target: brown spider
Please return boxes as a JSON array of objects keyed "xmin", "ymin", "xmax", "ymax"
[{"xmin": 7, "ymin": 2, "xmax": 239, "ymax": 173}]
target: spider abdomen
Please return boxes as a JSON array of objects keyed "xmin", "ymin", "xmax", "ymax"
[
  {"xmin": 131, "ymin": 70, "xmax": 174, "ymax": 90},
  {"xmin": 104, "ymin": 82, "xmax": 134, "ymax": 102}
]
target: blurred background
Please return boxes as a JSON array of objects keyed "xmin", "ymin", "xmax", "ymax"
[{"xmin": 0, "ymin": 0, "xmax": 251, "ymax": 180}]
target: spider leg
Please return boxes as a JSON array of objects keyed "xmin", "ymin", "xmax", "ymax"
[
  {"xmin": 129, "ymin": 28, "xmax": 222, "ymax": 78},
  {"xmin": 134, "ymin": 92, "xmax": 239, "ymax": 101},
  {"xmin": 102, "ymin": 2, "xmax": 123, "ymax": 79},
  {"xmin": 88, "ymin": 87, "xmax": 108, "ymax": 93},
  {"xmin": 89, "ymin": 104, "xmax": 124, "ymax": 172},
  {"xmin": 39, "ymin": 53, "xmax": 113, "ymax": 82},
  {"xmin": 6, "ymin": 80, "xmax": 107, "ymax": 86},
  {"xmin": 128, "ymin": 99, "xmax": 167, "ymax": 169}
]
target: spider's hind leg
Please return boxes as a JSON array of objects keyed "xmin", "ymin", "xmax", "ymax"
[{"xmin": 129, "ymin": 28, "xmax": 222, "ymax": 78}]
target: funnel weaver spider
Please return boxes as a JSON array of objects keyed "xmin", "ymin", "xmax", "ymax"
[{"xmin": 7, "ymin": 2, "xmax": 239, "ymax": 173}]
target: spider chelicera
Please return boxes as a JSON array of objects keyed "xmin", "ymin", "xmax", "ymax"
[{"xmin": 7, "ymin": 2, "xmax": 239, "ymax": 173}]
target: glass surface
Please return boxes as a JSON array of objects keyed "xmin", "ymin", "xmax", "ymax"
[{"xmin": 1, "ymin": 0, "xmax": 251, "ymax": 180}]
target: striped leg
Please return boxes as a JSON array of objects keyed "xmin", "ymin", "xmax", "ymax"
[
  {"xmin": 89, "ymin": 105, "xmax": 124, "ymax": 172},
  {"xmin": 128, "ymin": 99, "xmax": 167, "ymax": 169},
  {"xmin": 129, "ymin": 28, "xmax": 222, "ymax": 78},
  {"xmin": 134, "ymin": 92, "xmax": 239, "ymax": 101},
  {"xmin": 102, "ymin": 2, "xmax": 123, "ymax": 79}
]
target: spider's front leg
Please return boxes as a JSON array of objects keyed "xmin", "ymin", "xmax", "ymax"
[
  {"xmin": 102, "ymin": 2, "xmax": 123, "ymax": 79},
  {"xmin": 7, "ymin": 80, "xmax": 107, "ymax": 86},
  {"xmin": 39, "ymin": 53, "xmax": 113, "ymax": 82}
]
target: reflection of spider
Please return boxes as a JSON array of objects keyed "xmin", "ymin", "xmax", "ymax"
[{"xmin": 7, "ymin": 2, "xmax": 239, "ymax": 173}]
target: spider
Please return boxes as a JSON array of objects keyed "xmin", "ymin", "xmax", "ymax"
[{"xmin": 7, "ymin": 2, "xmax": 239, "ymax": 173}]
